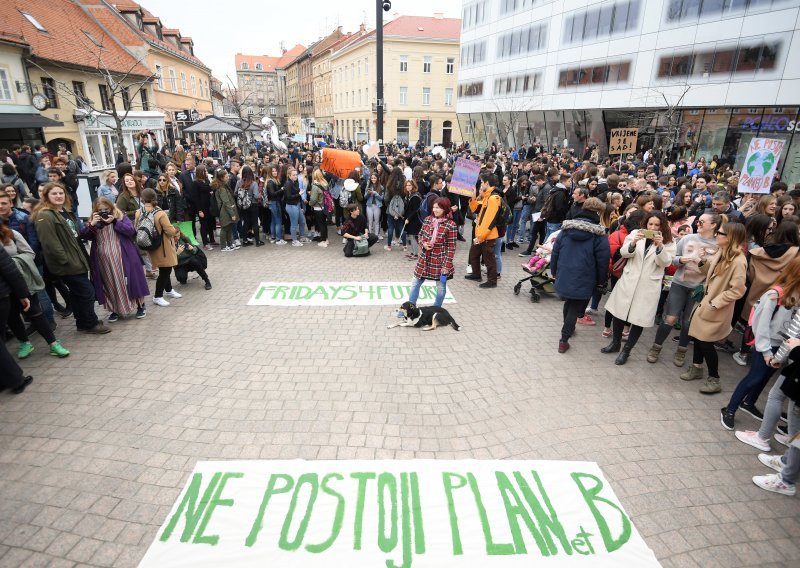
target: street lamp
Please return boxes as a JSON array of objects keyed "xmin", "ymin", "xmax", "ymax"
[{"xmin": 376, "ymin": 1, "xmax": 391, "ymax": 156}]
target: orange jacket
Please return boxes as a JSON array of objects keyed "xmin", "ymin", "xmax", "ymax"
[{"xmin": 469, "ymin": 187, "xmax": 500, "ymax": 241}]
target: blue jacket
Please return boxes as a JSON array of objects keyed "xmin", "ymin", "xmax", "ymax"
[
  {"xmin": 550, "ymin": 213, "xmax": 610, "ymax": 300},
  {"xmin": 2, "ymin": 207, "xmax": 39, "ymax": 255}
]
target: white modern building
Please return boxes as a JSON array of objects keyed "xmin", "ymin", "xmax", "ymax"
[{"xmin": 456, "ymin": 0, "xmax": 800, "ymax": 185}]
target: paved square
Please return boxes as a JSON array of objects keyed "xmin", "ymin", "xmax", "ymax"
[{"xmin": 2, "ymin": 239, "xmax": 798, "ymax": 567}]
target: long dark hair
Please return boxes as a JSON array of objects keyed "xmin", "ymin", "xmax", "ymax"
[
  {"xmin": 386, "ymin": 167, "xmax": 405, "ymax": 198},
  {"xmin": 241, "ymin": 165, "xmax": 255, "ymax": 188},
  {"xmin": 641, "ymin": 211, "xmax": 673, "ymax": 244}
]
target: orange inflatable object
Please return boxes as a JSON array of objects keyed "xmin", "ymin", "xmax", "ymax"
[{"xmin": 321, "ymin": 148, "xmax": 363, "ymax": 179}]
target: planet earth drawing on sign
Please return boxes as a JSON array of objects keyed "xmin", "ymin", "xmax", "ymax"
[{"xmin": 746, "ymin": 150, "xmax": 776, "ymax": 176}]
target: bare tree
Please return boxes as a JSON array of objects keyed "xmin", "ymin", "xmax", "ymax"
[
  {"xmin": 222, "ymin": 77, "xmax": 260, "ymax": 152},
  {"xmin": 627, "ymin": 83, "xmax": 693, "ymax": 161}
]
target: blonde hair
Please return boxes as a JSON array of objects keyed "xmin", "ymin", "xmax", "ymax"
[
  {"xmin": 312, "ymin": 168, "xmax": 328, "ymax": 187},
  {"xmin": 100, "ymin": 170, "xmax": 117, "ymax": 185}
]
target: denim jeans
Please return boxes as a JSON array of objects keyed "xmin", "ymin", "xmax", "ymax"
[
  {"xmin": 507, "ymin": 209, "xmax": 523, "ymax": 242},
  {"xmin": 782, "ymin": 402, "xmax": 799, "ymax": 485},
  {"xmin": 387, "ymin": 216, "xmax": 406, "ymax": 247},
  {"xmin": 60, "ymin": 273, "xmax": 99, "ymax": 330},
  {"xmin": 269, "ymin": 202, "xmax": 283, "ymax": 240},
  {"xmin": 286, "ymin": 204, "xmax": 302, "ymax": 241},
  {"xmin": 726, "ymin": 347, "xmax": 779, "ymax": 414},
  {"xmin": 494, "ymin": 238, "xmax": 503, "ymax": 275},
  {"xmin": 518, "ymin": 204, "xmax": 533, "ymax": 241},
  {"xmin": 544, "ymin": 222, "xmax": 562, "ymax": 241},
  {"xmin": 409, "ymin": 277, "xmax": 447, "ymax": 307}
]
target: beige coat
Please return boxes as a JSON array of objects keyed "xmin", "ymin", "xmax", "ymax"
[
  {"xmin": 135, "ymin": 207, "xmax": 179, "ymax": 268},
  {"xmin": 740, "ymin": 245, "xmax": 799, "ymax": 320},
  {"xmin": 605, "ymin": 230, "xmax": 676, "ymax": 327},
  {"xmin": 688, "ymin": 252, "xmax": 747, "ymax": 342}
]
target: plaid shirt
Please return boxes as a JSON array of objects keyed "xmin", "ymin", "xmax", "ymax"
[{"xmin": 413, "ymin": 217, "xmax": 458, "ymax": 280}]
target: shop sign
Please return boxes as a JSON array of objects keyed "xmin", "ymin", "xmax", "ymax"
[
  {"xmin": 608, "ymin": 128, "xmax": 638, "ymax": 155},
  {"xmin": 738, "ymin": 115, "xmax": 800, "ymax": 132},
  {"xmin": 83, "ymin": 113, "xmax": 165, "ymax": 131},
  {"xmin": 739, "ymin": 137, "xmax": 786, "ymax": 194},
  {"xmin": 175, "ymin": 109, "xmax": 201, "ymax": 122}
]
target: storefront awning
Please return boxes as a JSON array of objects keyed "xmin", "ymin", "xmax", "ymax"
[{"xmin": 0, "ymin": 113, "xmax": 63, "ymax": 128}]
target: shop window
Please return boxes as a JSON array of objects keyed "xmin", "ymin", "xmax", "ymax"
[{"xmin": 397, "ymin": 119, "xmax": 410, "ymax": 144}]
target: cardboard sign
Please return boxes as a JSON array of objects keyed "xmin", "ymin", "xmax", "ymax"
[
  {"xmin": 448, "ymin": 157, "xmax": 481, "ymax": 197},
  {"xmin": 739, "ymin": 137, "xmax": 786, "ymax": 194},
  {"xmin": 140, "ymin": 459, "xmax": 662, "ymax": 568},
  {"xmin": 608, "ymin": 129, "xmax": 638, "ymax": 155},
  {"xmin": 247, "ymin": 282, "xmax": 456, "ymax": 306}
]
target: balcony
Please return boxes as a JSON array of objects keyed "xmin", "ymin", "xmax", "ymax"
[{"xmin": 371, "ymin": 102, "xmax": 388, "ymax": 113}]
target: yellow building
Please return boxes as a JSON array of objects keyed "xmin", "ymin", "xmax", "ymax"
[
  {"xmin": 284, "ymin": 57, "xmax": 301, "ymax": 135},
  {"xmin": 331, "ymin": 15, "xmax": 460, "ymax": 146}
]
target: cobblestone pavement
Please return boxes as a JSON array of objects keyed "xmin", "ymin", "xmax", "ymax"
[{"xmin": 1, "ymin": 236, "xmax": 798, "ymax": 568}]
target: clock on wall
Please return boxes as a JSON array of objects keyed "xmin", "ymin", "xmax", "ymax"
[{"xmin": 32, "ymin": 93, "xmax": 49, "ymax": 111}]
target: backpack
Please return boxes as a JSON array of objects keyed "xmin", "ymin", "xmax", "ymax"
[
  {"xmin": 339, "ymin": 188, "xmax": 352, "ymax": 208},
  {"xmin": 387, "ymin": 194, "xmax": 405, "ymax": 218},
  {"xmin": 236, "ymin": 181, "xmax": 252, "ymax": 209},
  {"xmin": 135, "ymin": 208, "xmax": 163, "ymax": 251},
  {"xmin": 494, "ymin": 194, "xmax": 514, "ymax": 229},
  {"xmin": 744, "ymin": 286, "xmax": 784, "ymax": 347},
  {"xmin": 323, "ymin": 188, "xmax": 334, "ymax": 214},
  {"xmin": 539, "ymin": 189, "xmax": 559, "ymax": 220},
  {"xmin": 418, "ymin": 192, "xmax": 437, "ymax": 224}
]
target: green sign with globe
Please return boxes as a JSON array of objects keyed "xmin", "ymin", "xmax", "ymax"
[{"xmin": 740, "ymin": 138, "xmax": 785, "ymax": 193}]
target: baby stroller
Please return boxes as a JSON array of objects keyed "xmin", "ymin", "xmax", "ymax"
[{"xmin": 513, "ymin": 230, "xmax": 559, "ymax": 303}]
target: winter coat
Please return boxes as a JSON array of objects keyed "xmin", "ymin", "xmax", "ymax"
[
  {"xmin": 116, "ymin": 191, "xmax": 141, "ymax": 222},
  {"xmin": 688, "ymin": 252, "xmax": 747, "ymax": 342},
  {"xmin": 404, "ymin": 193, "xmax": 423, "ymax": 235},
  {"xmin": 309, "ymin": 182, "xmax": 325, "ymax": 209},
  {"xmin": 135, "ymin": 207, "xmax": 179, "ymax": 268},
  {"xmin": 34, "ymin": 208, "xmax": 90, "ymax": 276},
  {"xmin": 215, "ymin": 184, "xmax": 238, "ymax": 227},
  {"xmin": 550, "ymin": 213, "xmax": 610, "ymax": 300},
  {"xmin": 193, "ymin": 179, "xmax": 213, "ymax": 215},
  {"xmin": 1, "ymin": 207, "xmax": 39, "ymax": 255},
  {"xmin": 604, "ymin": 230, "xmax": 677, "ymax": 327},
  {"xmin": 413, "ymin": 216, "xmax": 458, "ymax": 280},
  {"xmin": 468, "ymin": 187, "xmax": 501, "ymax": 242},
  {"xmin": 266, "ymin": 179, "xmax": 284, "ymax": 203},
  {"xmin": 80, "ymin": 215, "xmax": 149, "ymax": 306},
  {"xmin": 741, "ymin": 244, "xmax": 800, "ymax": 320}
]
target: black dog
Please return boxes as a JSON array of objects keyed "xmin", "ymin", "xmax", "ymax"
[{"xmin": 387, "ymin": 301, "xmax": 461, "ymax": 331}]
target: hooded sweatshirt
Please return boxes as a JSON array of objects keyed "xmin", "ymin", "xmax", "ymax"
[{"xmin": 742, "ymin": 243, "xmax": 800, "ymax": 319}]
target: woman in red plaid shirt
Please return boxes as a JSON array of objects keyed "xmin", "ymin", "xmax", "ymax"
[{"xmin": 408, "ymin": 197, "xmax": 459, "ymax": 307}]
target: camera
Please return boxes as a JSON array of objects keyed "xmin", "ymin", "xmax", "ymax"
[
  {"xmin": 97, "ymin": 210, "xmax": 112, "ymax": 219},
  {"xmin": 382, "ymin": 1, "xmax": 391, "ymax": 11}
]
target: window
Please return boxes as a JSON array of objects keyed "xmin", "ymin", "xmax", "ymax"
[
  {"xmin": 72, "ymin": 81, "xmax": 87, "ymax": 108},
  {"xmin": 422, "ymin": 87, "xmax": 431, "ymax": 105},
  {"xmin": 399, "ymin": 87, "xmax": 407, "ymax": 105},
  {"xmin": 180, "ymin": 72, "xmax": 188, "ymax": 95},
  {"xmin": 497, "ymin": 23, "xmax": 547, "ymax": 59},
  {"xmin": 0, "ymin": 69, "xmax": 12, "ymax": 101},
  {"xmin": 494, "ymin": 72, "xmax": 543, "ymax": 94},
  {"xmin": 269, "ymin": 106, "xmax": 276, "ymax": 116},
  {"xmin": 241, "ymin": 62, "xmax": 249, "ymax": 70},
  {"xmin": 563, "ymin": 1, "xmax": 641, "ymax": 45},
  {"xmin": 656, "ymin": 40, "xmax": 782, "ymax": 79},
  {"xmin": 665, "ymin": 0, "xmax": 788, "ymax": 22},
  {"xmin": 190, "ymin": 75, "xmax": 196, "ymax": 96},
  {"xmin": 256, "ymin": 63, "xmax": 262, "ymax": 70},
  {"xmin": 168, "ymin": 68, "xmax": 177, "ymax": 92},
  {"xmin": 460, "ymin": 41, "xmax": 487, "ymax": 67},
  {"xmin": 458, "ymin": 81, "xmax": 484, "ymax": 98},
  {"xmin": 400, "ymin": 55, "xmax": 408, "ymax": 72},
  {"xmin": 155, "ymin": 64, "xmax": 163, "ymax": 89},
  {"xmin": 41, "ymin": 77, "xmax": 58, "ymax": 108},
  {"xmin": 500, "ymin": 0, "xmax": 539, "ymax": 15},
  {"xmin": 462, "ymin": 0, "xmax": 489, "ymax": 30},
  {"xmin": 397, "ymin": 119, "xmax": 410, "ymax": 144},
  {"xmin": 423, "ymin": 56, "xmax": 432, "ymax": 73},
  {"xmin": 21, "ymin": 11, "xmax": 47, "ymax": 32},
  {"xmin": 121, "ymin": 87, "xmax": 131, "ymax": 111},
  {"xmin": 557, "ymin": 62, "xmax": 629, "ymax": 87},
  {"xmin": 446, "ymin": 58, "xmax": 454, "ymax": 74},
  {"xmin": 351, "ymin": 64, "xmax": 355, "ymax": 79},
  {"xmin": 140, "ymin": 88, "xmax": 149, "ymax": 111},
  {"xmin": 98, "ymin": 84, "xmax": 111, "ymax": 110},
  {"xmin": 444, "ymin": 88, "xmax": 453, "ymax": 106},
  {"xmin": 365, "ymin": 58, "xmax": 369, "ymax": 75}
]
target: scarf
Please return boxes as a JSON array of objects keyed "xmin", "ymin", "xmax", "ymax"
[{"xmin": 429, "ymin": 215, "xmax": 447, "ymax": 244}]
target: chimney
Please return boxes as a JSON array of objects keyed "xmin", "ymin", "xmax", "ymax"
[
  {"xmin": 434, "ymin": 12, "xmax": 444, "ymax": 19},
  {"xmin": 359, "ymin": 23, "xmax": 366, "ymax": 32}
]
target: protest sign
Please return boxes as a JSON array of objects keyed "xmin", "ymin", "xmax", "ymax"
[
  {"xmin": 321, "ymin": 148, "xmax": 363, "ymax": 178},
  {"xmin": 248, "ymin": 282, "xmax": 456, "ymax": 306},
  {"xmin": 448, "ymin": 157, "xmax": 481, "ymax": 197},
  {"xmin": 739, "ymin": 137, "xmax": 786, "ymax": 194},
  {"xmin": 140, "ymin": 459, "xmax": 661, "ymax": 568},
  {"xmin": 175, "ymin": 222, "xmax": 198, "ymax": 246},
  {"xmin": 608, "ymin": 129, "xmax": 638, "ymax": 156}
]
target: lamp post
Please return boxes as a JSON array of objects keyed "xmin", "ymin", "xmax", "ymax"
[{"xmin": 376, "ymin": 1, "xmax": 391, "ymax": 157}]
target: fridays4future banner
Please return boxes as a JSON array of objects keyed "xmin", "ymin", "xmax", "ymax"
[
  {"xmin": 139, "ymin": 460, "xmax": 662, "ymax": 568},
  {"xmin": 248, "ymin": 282, "xmax": 456, "ymax": 306}
]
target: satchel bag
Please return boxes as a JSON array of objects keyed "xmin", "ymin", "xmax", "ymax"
[{"xmin": 352, "ymin": 238, "xmax": 370, "ymax": 257}]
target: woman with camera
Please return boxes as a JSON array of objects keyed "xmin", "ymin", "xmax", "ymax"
[
  {"xmin": 135, "ymin": 131, "xmax": 159, "ymax": 178},
  {"xmin": 81, "ymin": 197, "xmax": 149, "ymax": 320}
]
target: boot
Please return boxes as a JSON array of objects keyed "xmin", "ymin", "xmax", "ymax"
[
  {"xmin": 646, "ymin": 344, "xmax": 662, "ymax": 364},
  {"xmin": 600, "ymin": 342, "xmax": 621, "ymax": 354},
  {"xmin": 673, "ymin": 346, "xmax": 688, "ymax": 367},
  {"xmin": 615, "ymin": 345, "xmax": 632, "ymax": 365},
  {"xmin": 680, "ymin": 365, "xmax": 705, "ymax": 381},
  {"xmin": 699, "ymin": 376, "xmax": 721, "ymax": 394}
]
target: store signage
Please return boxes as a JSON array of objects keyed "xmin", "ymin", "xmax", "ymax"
[
  {"xmin": 739, "ymin": 137, "xmax": 786, "ymax": 194},
  {"xmin": 139, "ymin": 459, "xmax": 662, "ymax": 568},
  {"xmin": 738, "ymin": 115, "xmax": 800, "ymax": 132},
  {"xmin": 83, "ymin": 113, "xmax": 165, "ymax": 131},
  {"xmin": 175, "ymin": 109, "xmax": 201, "ymax": 122},
  {"xmin": 449, "ymin": 157, "xmax": 481, "ymax": 197},
  {"xmin": 608, "ymin": 129, "xmax": 638, "ymax": 155}
]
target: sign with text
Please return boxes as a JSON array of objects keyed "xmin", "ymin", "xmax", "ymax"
[
  {"xmin": 739, "ymin": 137, "xmax": 786, "ymax": 194},
  {"xmin": 448, "ymin": 157, "xmax": 481, "ymax": 197},
  {"xmin": 248, "ymin": 282, "xmax": 456, "ymax": 306},
  {"xmin": 608, "ymin": 128, "xmax": 638, "ymax": 155},
  {"xmin": 139, "ymin": 460, "xmax": 661, "ymax": 568}
]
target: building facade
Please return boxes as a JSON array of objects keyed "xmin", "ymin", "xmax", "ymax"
[
  {"xmin": 457, "ymin": 0, "xmax": 800, "ymax": 186},
  {"xmin": 331, "ymin": 15, "xmax": 460, "ymax": 146},
  {"xmin": 313, "ymin": 32, "xmax": 363, "ymax": 139}
]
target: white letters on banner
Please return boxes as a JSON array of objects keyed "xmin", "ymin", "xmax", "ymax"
[
  {"xmin": 139, "ymin": 460, "xmax": 662, "ymax": 568},
  {"xmin": 247, "ymin": 282, "xmax": 456, "ymax": 306}
]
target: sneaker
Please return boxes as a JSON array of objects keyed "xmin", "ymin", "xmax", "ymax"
[
  {"xmin": 107, "ymin": 312, "xmax": 119, "ymax": 322},
  {"xmin": 720, "ymin": 407, "xmax": 735, "ymax": 430},
  {"xmin": 153, "ymin": 297, "xmax": 170, "ymax": 307},
  {"xmin": 558, "ymin": 341, "xmax": 570, "ymax": 353},
  {"xmin": 774, "ymin": 433, "xmax": 791, "ymax": 447},
  {"xmin": 269, "ymin": 238, "xmax": 276, "ymax": 244},
  {"xmin": 232, "ymin": 242, "xmax": 242, "ymax": 250},
  {"xmin": 299, "ymin": 237, "xmax": 310, "ymax": 243},
  {"xmin": 165, "ymin": 290, "xmax": 182, "ymax": 299},
  {"xmin": 221, "ymin": 246, "xmax": 235, "ymax": 252},
  {"xmin": 714, "ymin": 340, "xmax": 737, "ymax": 353},
  {"xmin": 466, "ymin": 265, "xmax": 473, "ymax": 275},
  {"xmin": 318, "ymin": 241, "xmax": 329, "ymax": 247},
  {"xmin": 80, "ymin": 322, "xmax": 111, "ymax": 334},
  {"xmin": 758, "ymin": 453, "xmax": 784, "ymax": 473},
  {"xmin": 478, "ymin": 281, "xmax": 497, "ymax": 288},
  {"xmin": 585, "ymin": 308, "xmax": 598, "ymax": 316},
  {"xmin": 17, "ymin": 341, "xmax": 34, "ymax": 359},
  {"xmin": 234, "ymin": 239, "xmax": 241, "ymax": 247},
  {"xmin": 739, "ymin": 401, "xmax": 764, "ymax": 421},
  {"xmin": 518, "ymin": 252, "xmax": 531, "ymax": 257},
  {"xmin": 204, "ymin": 281, "xmax": 212, "ymax": 290},
  {"xmin": 732, "ymin": 352, "xmax": 749, "ymax": 366},
  {"xmin": 135, "ymin": 307, "xmax": 146, "ymax": 319},
  {"xmin": 275, "ymin": 239, "xmax": 287, "ymax": 245},
  {"xmin": 779, "ymin": 412, "xmax": 788, "ymax": 425},
  {"xmin": 752, "ymin": 473, "xmax": 796, "ymax": 496},
  {"xmin": 576, "ymin": 315, "xmax": 596, "ymax": 326},
  {"xmin": 292, "ymin": 240, "xmax": 303, "ymax": 247},
  {"xmin": 48, "ymin": 341, "xmax": 70, "ymax": 358},
  {"xmin": 204, "ymin": 244, "xmax": 214, "ymax": 251},
  {"xmin": 384, "ymin": 245, "xmax": 392, "ymax": 251},
  {"xmin": 735, "ymin": 430, "xmax": 771, "ymax": 452},
  {"xmin": 602, "ymin": 327, "xmax": 612, "ymax": 338}
]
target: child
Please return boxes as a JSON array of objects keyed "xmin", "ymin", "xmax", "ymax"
[
  {"xmin": 522, "ymin": 238, "xmax": 556, "ymax": 272},
  {"xmin": 676, "ymin": 224, "xmax": 691, "ymax": 240}
]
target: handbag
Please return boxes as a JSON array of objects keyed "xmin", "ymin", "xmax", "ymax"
[
  {"xmin": 609, "ymin": 232, "xmax": 627, "ymax": 279},
  {"xmin": 352, "ymin": 238, "xmax": 369, "ymax": 256}
]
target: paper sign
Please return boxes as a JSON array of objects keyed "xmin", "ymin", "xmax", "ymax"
[
  {"xmin": 247, "ymin": 282, "xmax": 456, "ymax": 306},
  {"xmin": 448, "ymin": 157, "xmax": 481, "ymax": 197},
  {"xmin": 140, "ymin": 459, "xmax": 662, "ymax": 568},
  {"xmin": 532, "ymin": 212, "xmax": 542, "ymax": 223},
  {"xmin": 739, "ymin": 137, "xmax": 786, "ymax": 194},
  {"xmin": 608, "ymin": 128, "xmax": 638, "ymax": 155}
]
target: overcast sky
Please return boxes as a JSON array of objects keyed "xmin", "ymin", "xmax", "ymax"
[{"xmin": 137, "ymin": 0, "xmax": 462, "ymax": 86}]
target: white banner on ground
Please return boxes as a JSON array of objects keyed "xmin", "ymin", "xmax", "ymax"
[
  {"xmin": 139, "ymin": 460, "xmax": 661, "ymax": 568},
  {"xmin": 247, "ymin": 282, "xmax": 456, "ymax": 306}
]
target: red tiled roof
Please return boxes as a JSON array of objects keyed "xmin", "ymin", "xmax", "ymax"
[
  {"xmin": 0, "ymin": 0, "xmax": 150, "ymax": 76},
  {"xmin": 334, "ymin": 16, "xmax": 461, "ymax": 54},
  {"xmin": 235, "ymin": 44, "xmax": 306, "ymax": 73}
]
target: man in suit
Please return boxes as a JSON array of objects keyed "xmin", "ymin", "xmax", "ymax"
[{"xmin": 178, "ymin": 155, "xmax": 198, "ymax": 240}]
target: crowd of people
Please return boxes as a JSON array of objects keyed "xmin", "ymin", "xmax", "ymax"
[{"xmin": 1, "ymin": 134, "xmax": 799, "ymax": 498}]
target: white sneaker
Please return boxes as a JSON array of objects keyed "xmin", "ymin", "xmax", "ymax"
[
  {"xmin": 153, "ymin": 297, "xmax": 170, "ymax": 307},
  {"xmin": 292, "ymin": 240, "xmax": 303, "ymax": 247},
  {"xmin": 774, "ymin": 433, "xmax": 791, "ymax": 447},
  {"xmin": 732, "ymin": 352, "xmax": 749, "ymax": 366},
  {"xmin": 758, "ymin": 453, "xmax": 784, "ymax": 473},
  {"xmin": 735, "ymin": 430, "xmax": 771, "ymax": 452},
  {"xmin": 234, "ymin": 239, "xmax": 241, "ymax": 247},
  {"xmin": 299, "ymin": 237, "xmax": 310, "ymax": 243},
  {"xmin": 275, "ymin": 239, "xmax": 287, "ymax": 245},
  {"xmin": 318, "ymin": 241, "xmax": 328, "ymax": 247},
  {"xmin": 165, "ymin": 290, "xmax": 182, "ymax": 299},
  {"xmin": 221, "ymin": 246, "xmax": 234, "ymax": 252},
  {"xmin": 203, "ymin": 244, "xmax": 214, "ymax": 251},
  {"xmin": 585, "ymin": 308, "xmax": 598, "ymax": 316},
  {"xmin": 752, "ymin": 473, "xmax": 796, "ymax": 496}
]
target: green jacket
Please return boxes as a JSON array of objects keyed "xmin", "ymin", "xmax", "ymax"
[
  {"xmin": 35, "ymin": 209, "xmax": 90, "ymax": 276},
  {"xmin": 215, "ymin": 185, "xmax": 237, "ymax": 227},
  {"xmin": 309, "ymin": 182, "xmax": 325, "ymax": 209},
  {"xmin": 116, "ymin": 191, "xmax": 141, "ymax": 221}
]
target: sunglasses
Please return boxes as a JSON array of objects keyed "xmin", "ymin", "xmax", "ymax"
[{"xmin": 158, "ymin": 178, "xmax": 167, "ymax": 182}]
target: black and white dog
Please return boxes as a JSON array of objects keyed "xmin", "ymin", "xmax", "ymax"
[{"xmin": 387, "ymin": 301, "xmax": 461, "ymax": 331}]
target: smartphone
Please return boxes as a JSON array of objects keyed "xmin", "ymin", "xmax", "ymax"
[{"xmin": 641, "ymin": 229, "xmax": 656, "ymax": 239}]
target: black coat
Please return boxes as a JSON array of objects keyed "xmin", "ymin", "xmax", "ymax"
[
  {"xmin": 179, "ymin": 171, "xmax": 198, "ymax": 215},
  {"xmin": 283, "ymin": 179, "xmax": 301, "ymax": 205},
  {"xmin": 550, "ymin": 212, "xmax": 610, "ymax": 300},
  {"xmin": 193, "ymin": 179, "xmax": 213, "ymax": 214},
  {"xmin": 0, "ymin": 247, "xmax": 29, "ymax": 300}
]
